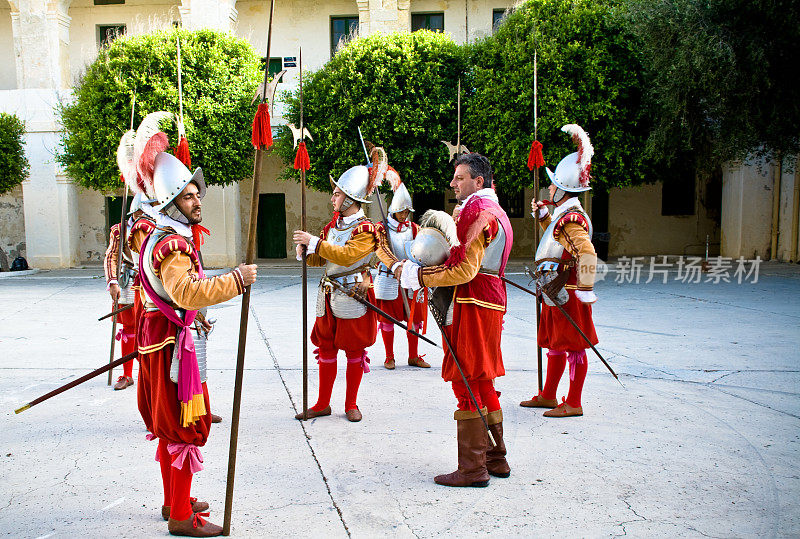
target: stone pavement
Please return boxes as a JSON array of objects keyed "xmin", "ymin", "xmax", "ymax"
[{"xmin": 1, "ymin": 260, "xmax": 798, "ymax": 537}]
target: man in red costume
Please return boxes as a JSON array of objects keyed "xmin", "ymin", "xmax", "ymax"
[
  {"xmin": 520, "ymin": 124, "xmax": 598, "ymax": 418},
  {"xmin": 137, "ymin": 144, "xmax": 256, "ymax": 536},
  {"xmin": 293, "ymin": 163, "xmax": 378, "ymax": 423},
  {"xmin": 398, "ymin": 153, "xmax": 514, "ymax": 487},
  {"xmin": 103, "ymin": 200, "xmax": 140, "ymax": 390},
  {"xmin": 374, "ymin": 180, "xmax": 430, "ymax": 370}
]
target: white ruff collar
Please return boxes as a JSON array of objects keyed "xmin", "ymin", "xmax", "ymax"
[
  {"xmin": 551, "ymin": 197, "xmax": 584, "ymax": 220},
  {"xmin": 339, "ymin": 208, "xmax": 365, "ymax": 225},
  {"xmin": 156, "ymin": 212, "xmax": 193, "ymax": 239},
  {"xmin": 460, "ymin": 188, "xmax": 499, "ymax": 208}
]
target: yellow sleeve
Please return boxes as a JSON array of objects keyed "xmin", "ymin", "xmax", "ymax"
[
  {"xmin": 159, "ymin": 252, "xmax": 245, "ymax": 310},
  {"xmin": 559, "ymin": 222, "xmax": 597, "ymax": 290},
  {"xmin": 104, "ymin": 226, "xmax": 119, "ymax": 283},
  {"xmin": 419, "ymin": 234, "xmax": 486, "ymax": 288},
  {"xmin": 538, "ymin": 212, "xmax": 552, "ymax": 230},
  {"xmin": 129, "ymin": 228, "xmax": 147, "ymax": 255},
  {"xmin": 317, "ymin": 230, "xmax": 377, "ymax": 267},
  {"xmin": 305, "ymin": 228, "xmax": 327, "ymax": 267},
  {"xmin": 374, "ymin": 224, "xmax": 400, "ymax": 268}
]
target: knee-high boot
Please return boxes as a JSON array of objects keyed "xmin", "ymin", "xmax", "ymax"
[
  {"xmin": 434, "ymin": 408, "xmax": 490, "ymax": 487},
  {"xmin": 485, "ymin": 409, "xmax": 510, "ymax": 478}
]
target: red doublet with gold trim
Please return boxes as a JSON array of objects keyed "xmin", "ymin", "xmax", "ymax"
[
  {"xmin": 137, "ymin": 232, "xmax": 244, "ymax": 445},
  {"xmin": 307, "ymin": 219, "xmax": 378, "ymax": 355},
  {"xmin": 537, "ymin": 210, "xmax": 598, "ymax": 351},
  {"xmin": 419, "ymin": 196, "xmax": 512, "ymax": 383}
]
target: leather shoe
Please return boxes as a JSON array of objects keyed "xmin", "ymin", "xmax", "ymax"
[
  {"xmin": 345, "ymin": 408, "xmax": 362, "ymax": 422},
  {"xmin": 162, "ymin": 498, "xmax": 210, "ymax": 521},
  {"xmin": 210, "ymin": 414, "xmax": 222, "ymax": 424},
  {"xmin": 384, "ymin": 358, "xmax": 395, "ymax": 370},
  {"xmin": 519, "ymin": 394, "xmax": 558, "ymax": 408},
  {"xmin": 167, "ymin": 513, "xmax": 222, "ymax": 537},
  {"xmin": 113, "ymin": 376, "xmax": 134, "ymax": 390},
  {"xmin": 294, "ymin": 406, "xmax": 331, "ymax": 420},
  {"xmin": 543, "ymin": 401, "xmax": 583, "ymax": 417},
  {"xmin": 408, "ymin": 356, "xmax": 431, "ymax": 368}
]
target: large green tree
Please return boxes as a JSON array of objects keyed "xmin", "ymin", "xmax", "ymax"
[
  {"xmin": 0, "ymin": 113, "xmax": 29, "ymax": 194},
  {"xmin": 465, "ymin": 0, "xmax": 652, "ymax": 193},
  {"xmin": 58, "ymin": 29, "xmax": 261, "ymax": 192},
  {"xmin": 622, "ymin": 0, "xmax": 800, "ymax": 168},
  {"xmin": 274, "ymin": 30, "xmax": 467, "ymax": 193}
]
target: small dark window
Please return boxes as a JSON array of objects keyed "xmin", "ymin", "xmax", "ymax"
[
  {"xmin": 94, "ymin": 0, "xmax": 124, "ymax": 5},
  {"xmin": 497, "ymin": 189, "xmax": 524, "ymax": 218},
  {"xmin": 492, "ymin": 9, "xmax": 507, "ymax": 32},
  {"xmin": 259, "ymin": 57, "xmax": 285, "ymax": 83},
  {"xmin": 331, "ymin": 16, "xmax": 359, "ymax": 56},
  {"xmin": 98, "ymin": 24, "xmax": 126, "ymax": 48},
  {"xmin": 411, "ymin": 13, "xmax": 444, "ymax": 32},
  {"xmin": 661, "ymin": 158, "xmax": 696, "ymax": 216},
  {"xmin": 105, "ymin": 196, "xmax": 132, "ymax": 236}
]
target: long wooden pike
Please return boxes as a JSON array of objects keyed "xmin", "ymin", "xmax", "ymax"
[
  {"xmin": 107, "ymin": 92, "xmax": 136, "ymax": 385},
  {"xmin": 532, "ymin": 50, "xmax": 543, "ymax": 393},
  {"xmin": 98, "ymin": 303, "xmax": 133, "ymax": 321},
  {"xmin": 299, "ymin": 48, "xmax": 309, "ymax": 421},
  {"xmin": 223, "ymin": 0, "xmax": 275, "ymax": 534},
  {"xmin": 16, "ymin": 351, "xmax": 137, "ymax": 414}
]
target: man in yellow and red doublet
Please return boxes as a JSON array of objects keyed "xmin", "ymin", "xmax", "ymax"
[
  {"xmin": 138, "ymin": 150, "xmax": 256, "ymax": 536},
  {"xmin": 399, "ymin": 153, "xmax": 513, "ymax": 487},
  {"xmin": 373, "ymin": 182, "xmax": 430, "ymax": 370},
  {"xmin": 521, "ymin": 123, "xmax": 599, "ymax": 419},
  {"xmin": 293, "ymin": 165, "xmax": 379, "ymax": 423},
  {"xmin": 104, "ymin": 219, "xmax": 137, "ymax": 390}
]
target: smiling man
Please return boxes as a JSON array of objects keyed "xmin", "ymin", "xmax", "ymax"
[{"xmin": 398, "ymin": 153, "xmax": 514, "ymax": 487}]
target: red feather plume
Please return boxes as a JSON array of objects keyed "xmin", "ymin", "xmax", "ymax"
[{"xmin": 136, "ymin": 132, "xmax": 169, "ymax": 194}]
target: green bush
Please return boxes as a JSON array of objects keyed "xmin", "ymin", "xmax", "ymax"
[
  {"xmin": 274, "ymin": 30, "xmax": 467, "ymax": 193},
  {"xmin": 622, "ymin": 0, "xmax": 800, "ymax": 167},
  {"xmin": 0, "ymin": 113, "xmax": 30, "ymax": 194},
  {"xmin": 58, "ymin": 29, "xmax": 262, "ymax": 192},
  {"xmin": 465, "ymin": 0, "xmax": 652, "ymax": 192}
]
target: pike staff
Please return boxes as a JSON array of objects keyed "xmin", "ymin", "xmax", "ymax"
[
  {"xmin": 108, "ymin": 92, "xmax": 136, "ymax": 385},
  {"xmin": 223, "ymin": 0, "xmax": 278, "ymax": 533},
  {"xmin": 291, "ymin": 48, "xmax": 313, "ymax": 420},
  {"xmin": 526, "ymin": 50, "xmax": 546, "ymax": 392}
]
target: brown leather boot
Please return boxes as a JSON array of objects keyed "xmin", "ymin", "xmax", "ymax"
[
  {"xmin": 434, "ymin": 409, "xmax": 490, "ymax": 487},
  {"xmin": 161, "ymin": 498, "xmax": 210, "ymax": 521},
  {"xmin": 167, "ymin": 512, "xmax": 222, "ymax": 537},
  {"xmin": 485, "ymin": 410, "xmax": 510, "ymax": 478}
]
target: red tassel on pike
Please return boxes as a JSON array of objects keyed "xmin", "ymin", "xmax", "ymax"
[
  {"xmin": 527, "ymin": 140, "xmax": 545, "ymax": 171},
  {"xmin": 293, "ymin": 141, "xmax": 311, "ymax": 171},
  {"xmin": 251, "ymin": 103, "xmax": 273, "ymax": 149},
  {"xmin": 119, "ymin": 173, "xmax": 125, "ymax": 184},
  {"xmin": 175, "ymin": 135, "xmax": 192, "ymax": 168}
]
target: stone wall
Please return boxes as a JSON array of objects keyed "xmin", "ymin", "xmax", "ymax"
[{"xmin": 0, "ymin": 185, "xmax": 26, "ymax": 270}]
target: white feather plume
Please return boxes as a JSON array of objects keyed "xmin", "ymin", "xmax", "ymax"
[
  {"xmin": 561, "ymin": 123, "xmax": 594, "ymax": 186},
  {"xmin": 419, "ymin": 210, "xmax": 460, "ymax": 248},
  {"xmin": 134, "ymin": 111, "xmax": 175, "ymax": 164},
  {"xmin": 116, "ymin": 129, "xmax": 138, "ymax": 193}
]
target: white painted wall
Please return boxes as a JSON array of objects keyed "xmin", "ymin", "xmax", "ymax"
[
  {"xmin": 0, "ymin": 6, "xmax": 17, "ymax": 89},
  {"xmin": 67, "ymin": 0, "xmax": 179, "ymax": 86}
]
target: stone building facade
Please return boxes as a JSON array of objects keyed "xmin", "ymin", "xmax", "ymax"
[{"xmin": 1, "ymin": 0, "xmax": 796, "ymax": 268}]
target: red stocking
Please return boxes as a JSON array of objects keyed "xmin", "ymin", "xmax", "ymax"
[
  {"xmin": 477, "ymin": 380, "xmax": 501, "ymax": 413},
  {"xmin": 157, "ymin": 439, "xmax": 172, "ymax": 507},
  {"xmin": 169, "ymin": 453, "xmax": 193, "ymax": 521},
  {"xmin": 542, "ymin": 350, "xmax": 567, "ymax": 400},
  {"xmin": 121, "ymin": 329, "xmax": 135, "ymax": 378},
  {"xmin": 381, "ymin": 328, "xmax": 394, "ymax": 360},
  {"xmin": 566, "ymin": 351, "xmax": 588, "ymax": 408},
  {"xmin": 313, "ymin": 359, "xmax": 337, "ymax": 411},
  {"xmin": 407, "ymin": 330, "xmax": 419, "ymax": 360},
  {"xmin": 345, "ymin": 353, "xmax": 366, "ymax": 411}
]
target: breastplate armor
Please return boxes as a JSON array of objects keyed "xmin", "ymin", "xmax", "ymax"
[
  {"xmin": 533, "ymin": 210, "xmax": 592, "ymax": 306},
  {"xmin": 141, "ymin": 229, "xmax": 173, "ymax": 306},
  {"xmin": 374, "ymin": 222, "xmax": 414, "ymax": 301},
  {"xmin": 480, "ymin": 222, "xmax": 507, "ymax": 273},
  {"xmin": 324, "ymin": 218, "xmax": 373, "ymax": 285}
]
